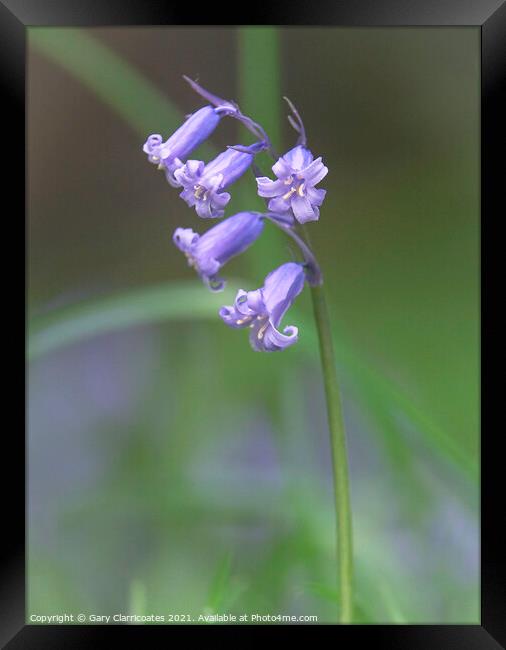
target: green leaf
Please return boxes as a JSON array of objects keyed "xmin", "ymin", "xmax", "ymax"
[
  {"xmin": 28, "ymin": 281, "xmax": 239, "ymax": 361},
  {"xmin": 29, "ymin": 28, "xmax": 214, "ymax": 159}
]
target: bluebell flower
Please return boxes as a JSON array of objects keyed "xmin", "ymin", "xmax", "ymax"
[
  {"xmin": 143, "ymin": 105, "xmax": 229, "ymax": 187},
  {"xmin": 256, "ymin": 145, "xmax": 328, "ymax": 224},
  {"xmin": 173, "ymin": 211, "xmax": 265, "ymax": 291},
  {"xmin": 174, "ymin": 142, "xmax": 265, "ymax": 218},
  {"xmin": 219, "ymin": 262, "xmax": 305, "ymax": 352}
]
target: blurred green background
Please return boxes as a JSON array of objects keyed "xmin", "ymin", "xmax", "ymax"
[{"xmin": 27, "ymin": 27, "xmax": 479, "ymax": 624}]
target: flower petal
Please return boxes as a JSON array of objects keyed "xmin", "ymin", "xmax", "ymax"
[
  {"xmin": 195, "ymin": 200, "xmax": 216, "ymax": 219},
  {"xmin": 263, "ymin": 323, "xmax": 299, "ymax": 351},
  {"xmin": 268, "ymin": 197, "xmax": 290, "ymax": 214},
  {"xmin": 302, "ymin": 158, "xmax": 328, "ymax": 186},
  {"xmin": 306, "ymin": 186, "xmax": 326, "ymax": 206},
  {"xmin": 243, "ymin": 289, "xmax": 265, "ymax": 314},
  {"xmin": 203, "ymin": 149, "xmax": 252, "ymax": 187},
  {"xmin": 198, "ymin": 255, "xmax": 221, "ymax": 279},
  {"xmin": 163, "ymin": 106, "xmax": 221, "ymax": 161},
  {"xmin": 207, "ymin": 276, "xmax": 226, "ymax": 292},
  {"xmin": 272, "ymin": 157, "xmax": 292, "ymax": 178},
  {"xmin": 220, "ymin": 288, "xmax": 264, "ymax": 328},
  {"xmin": 291, "ymin": 194, "xmax": 318, "ymax": 224},
  {"xmin": 143, "ymin": 134, "xmax": 165, "ymax": 163},
  {"xmin": 256, "ymin": 177, "xmax": 286, "ymax": 198},
  {"xmin": 185, "ymin": 159, "xmax": 205, "ymax": 177},
  {"xmin": 196, "ymin": 212, "xmax": 264, "ymax": 262},
  {"xmin": 173, "ymin": 227, "xmax": 199, "ymax": 254},
  {"xmin": 262, "ymin": 262, "xmax": 305, "ymax": 327},
  {"xmin": 283, "ymin": 145, "xmax": 314, "ymax": 171},
  {"xmin": 219, "ymin": 305, "xmax": 250, "ymax": 328},
  {"xmin": 249, "ymin": 321, "xmax": 299, "ymax": 352},
  {"xmin": 212, "ymin": 191, "xmax": 231, "ymax": 208},
  {"xmin": 179, "ymin": 188, "xmax": 197, "ymax": 208},
  {"xmin": 205, "ymin": 173, "xmax": 224, "ymax": 192}
]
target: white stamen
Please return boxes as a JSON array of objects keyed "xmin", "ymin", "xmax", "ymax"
[
  {"xmin": 282, "ymin": 187, "xmax": 297, "ymax": 201},
  {"xmin": 257, "ymin": 322, "xmax": 269, "ymax": 340}
]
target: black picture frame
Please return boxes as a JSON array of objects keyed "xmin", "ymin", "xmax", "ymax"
[{"xmin": 4, "ymin": 0, "xmax": 503, "ymax": 646}]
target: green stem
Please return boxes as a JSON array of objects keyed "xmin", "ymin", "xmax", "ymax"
[{"xmin": 310, "ymin": 283, "xmax": 354, "ymax": 623}]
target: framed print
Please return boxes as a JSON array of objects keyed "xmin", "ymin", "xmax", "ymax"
[{"xmin": 2, "ymin": 0, "xmax": 503, "ymax": 646}]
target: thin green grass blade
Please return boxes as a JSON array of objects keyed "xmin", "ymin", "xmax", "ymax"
[
  {"xmin": 205, "ymin": 553, "xmax": 234, "ymax": 613},
  {"xmin": 29, "ymin": 28, "xmax": 213, "ymax": 160}
]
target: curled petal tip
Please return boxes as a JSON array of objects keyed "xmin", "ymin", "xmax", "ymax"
[{"xmin": 142, "ymin": 105, "xmax": 222, "ymax": 186}]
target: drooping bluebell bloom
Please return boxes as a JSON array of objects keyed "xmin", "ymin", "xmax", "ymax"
[
  {"xmin": 219, "ymin": 262, "xmax": 305, "ymax": 352},
  {"xmin": 172, "ymin": 211, "xmax": 265, "ymax": 291},
  {"xmin": 174, "ymin": 142, "xmax": 265, "ymax": 218},
  {"xmin": 143, "ymin": 105, "xmax": 229, "ymax": 187},
  {"xmin": 256, "ymin": 145, "xmax": 328, "ymax": 224}
]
